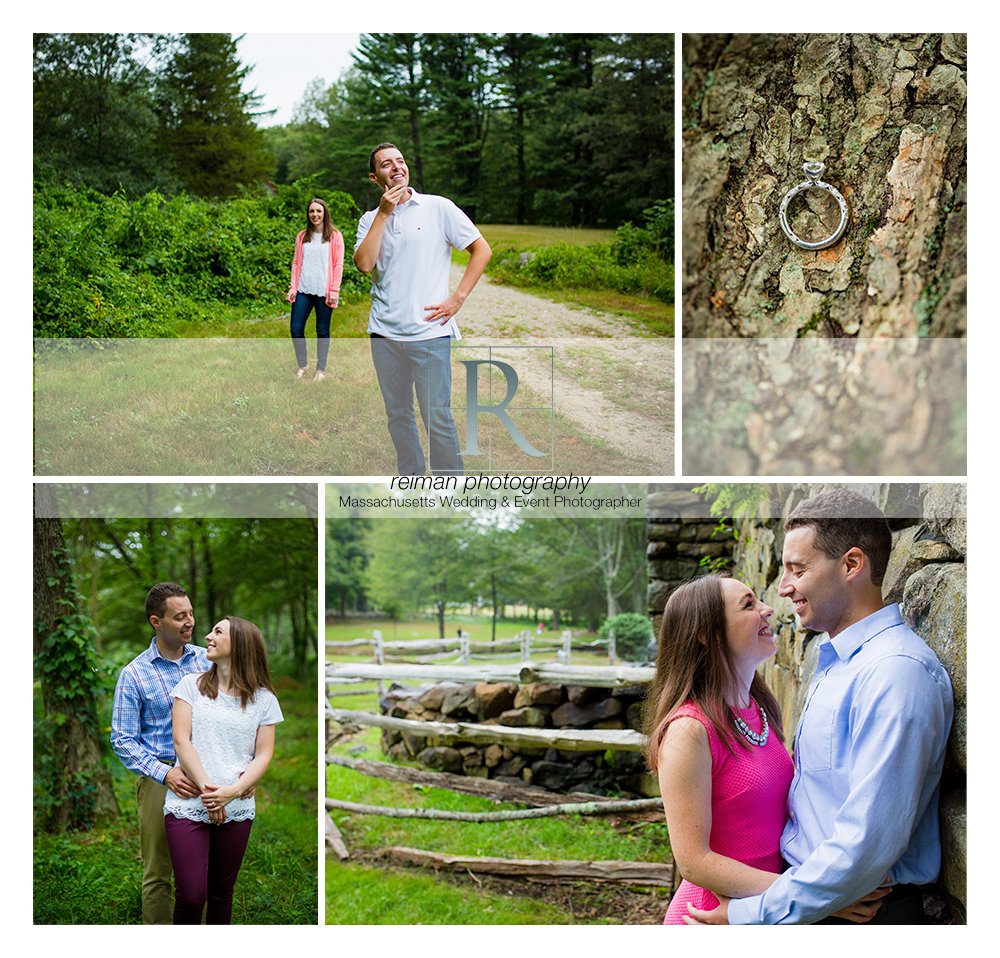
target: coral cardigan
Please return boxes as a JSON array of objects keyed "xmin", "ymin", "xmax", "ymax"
[{"xmin": 288, "ymin": 229, "xmax": 345, "ymax": 301}]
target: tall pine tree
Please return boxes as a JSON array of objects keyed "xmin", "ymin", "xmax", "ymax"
[{"xmin": 157, "ymin": 33, "xmax": 274, "ymax": 197}]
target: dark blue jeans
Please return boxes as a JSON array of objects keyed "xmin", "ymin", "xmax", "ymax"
[
  {"xmin": 370, "ymin": 334, "xmax": 464, "ymax": 476},
  {"xmin": 290, "ymin": 293, "xmax": 332, "ymax": 370}
]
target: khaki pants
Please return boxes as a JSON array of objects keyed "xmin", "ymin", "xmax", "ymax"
[{"xmin": 136, "ymin": 775, "xmax": 172, "ymax": 924}]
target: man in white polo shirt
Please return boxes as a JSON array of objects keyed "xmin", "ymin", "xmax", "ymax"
[{"xmin": 354, "ymin": 142, "xmax": 492, "ymax": 476}]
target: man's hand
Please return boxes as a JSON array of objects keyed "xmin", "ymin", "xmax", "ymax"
[
  {"xmin": 830, "ymin": 883, "xmax": 891, "ymax": 923},
  {"xmin": 165, "ymin": 766, "xmax": 201, "ymax": 799},
  {"xmin": 378, "ymin": 183, "xmax": 409, "ymax": 216},
  {"xmin": 683, "ymin": 895, "xmax": 730, "ymax": 925},
  {"xmin": 424, "ymin": 293, "xmax": 464, "ymax": 325}
]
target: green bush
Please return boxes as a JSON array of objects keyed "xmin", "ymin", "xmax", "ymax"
[
  {"xmin": 598, "ymin": 612, "xmax": 655, "ymax": 663},
  {"xmin": 33, "ymin": 181, "xmax": 367, "ymax": 337}
]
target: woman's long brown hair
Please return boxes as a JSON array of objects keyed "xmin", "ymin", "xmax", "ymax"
[
  {"xmin": 197, "ymin": 616, "xmax": 275, "ymax": 709},
  {"xmin": 305, "ymin": 197, "xmax": 339, "ymax": 244},
  {"xmin": 643, "ymin": 574, "xmax": 783, "ymax": 770}
]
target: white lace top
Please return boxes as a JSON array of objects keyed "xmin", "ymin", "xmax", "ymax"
[{"xmin": 163, "ymin": 673, "xmax": 283, "ymax": 823}]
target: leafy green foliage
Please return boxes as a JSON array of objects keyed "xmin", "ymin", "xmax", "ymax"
[
  {"xmin": 599, "ymin": 612, "xmax": 655, "ymax": 663},
  {"xmin": 33, "ymin": 182, "xmax": 365, "ymax": 337}
]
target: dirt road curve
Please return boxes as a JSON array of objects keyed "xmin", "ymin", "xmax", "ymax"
[{"xmin": 454, "ymin": 267, "xmax": 674, "ymax": 474}]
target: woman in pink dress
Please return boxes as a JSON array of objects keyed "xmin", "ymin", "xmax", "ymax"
[{"xmin": 645, "ymin": 574, "xmax": 881, "ymax": 924}]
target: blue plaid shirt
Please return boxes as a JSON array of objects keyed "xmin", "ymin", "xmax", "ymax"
[{"xmin": 110, "ymin": 637, "xmax": 209, "ymax": 783}]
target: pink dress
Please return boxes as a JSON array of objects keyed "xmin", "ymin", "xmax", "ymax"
[{"xmin": 663, "ymin": 698, "xmax": 794, "ymax": 924}]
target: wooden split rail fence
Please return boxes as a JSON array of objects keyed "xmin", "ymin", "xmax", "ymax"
[{"xmin": 325, "ymin": 657, "xmax": 671, "ymax": 889}]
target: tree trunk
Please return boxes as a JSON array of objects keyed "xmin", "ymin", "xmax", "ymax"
[
  {"xmin": 682, "ymin": 33, "xmax": 966, "ymax": 338},
  {"xmin": 34, "ymin": 487, "xmax": 119, "ymax": 831}
]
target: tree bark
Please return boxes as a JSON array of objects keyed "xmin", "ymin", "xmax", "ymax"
[
  {"xmin": 683, "ymin": 33, "xmax": 966, "ymax": 338},
  {"xmin": 34, "ymin": 487, "xmax": 119, "ymax": 831}
]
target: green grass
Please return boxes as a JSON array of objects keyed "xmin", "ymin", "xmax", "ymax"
[
  {"xmin": 34, "ymin": 674, "xmax": 318, "ymax": 924},
  {"xmin": 324, "ymin": 622, "xmax": 671, "ymax": 924},
  {"xmin": 34, "ymin": 340, "xmax": 656, "ymax": 476},
  {"xmin": 326, "ymin": 859, "xmax": 578, "ymax": 924}
]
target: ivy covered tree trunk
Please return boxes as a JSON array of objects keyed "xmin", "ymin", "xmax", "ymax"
[
  {"xmin": 682, "ymin": 33, "xmax": 966, "ymax": 338},
  {"xmin": 34, "ymin": 488, "xmax": 118, "ymax": 831}
]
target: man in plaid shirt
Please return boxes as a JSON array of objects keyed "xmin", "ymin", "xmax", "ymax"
[{"xmin": 110, "ymin": 582, "xmax": 208, "ymax": 924}]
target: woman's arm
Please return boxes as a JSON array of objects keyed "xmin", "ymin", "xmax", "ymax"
[
  {"xmin": 200, "ymin": 724, "xmax": 276, "ymax": 807},
  {"xmin": 171, "ymin": 698, "xmax": 214, "ymax": 791},
  {"xmin": 658, "ymin": 717, "xmax": 780, "ymax": 899},
  {"xmin": 327, "ymin": 231, "xmax": 344, "ymax": 307}
]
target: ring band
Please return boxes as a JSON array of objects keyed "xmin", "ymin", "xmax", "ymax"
[{"xmin": 779, "ymin": 161, "xmax": 849, "ymax": 250}]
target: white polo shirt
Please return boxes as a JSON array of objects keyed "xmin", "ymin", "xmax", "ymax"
[{"xmin": 355, "ymin": 189, "xmax": 481, "ymax": 341}]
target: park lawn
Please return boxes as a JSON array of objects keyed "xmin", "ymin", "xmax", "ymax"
[
  {"xmin": 34, "ymin": 340, "xmax": 652, "ymax": 476},
  {"xmin": 34, "ymin": 674, "xmax": 318, "ymax": 925}
]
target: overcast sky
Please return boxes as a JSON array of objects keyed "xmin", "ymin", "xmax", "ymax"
[{"xmin": 238, "ymin": 33, "xmax": 362, "ymax": 126}]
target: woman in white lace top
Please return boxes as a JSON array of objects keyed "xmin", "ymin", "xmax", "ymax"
[{"xmin": 164, "ymin": 616, "xmax": 283, "ymax": 924}]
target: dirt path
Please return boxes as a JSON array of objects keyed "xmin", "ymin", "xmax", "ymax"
[{"xmin": 455, "ymin": 267, "xmax": 674, "ymax": 473}]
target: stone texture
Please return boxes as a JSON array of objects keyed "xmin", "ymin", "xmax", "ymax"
[
  {"xmin": 514, "ymin": 682, "xmax": 563, "ymax": 708},
  {"xmin": 552, "ymin": 698, "xmax": 622, "ymax": 728},
  {"xmin": 497, "ymin": 706, "xmax": 547, "ymax": 728},
  {"xmin": 440, "ymin": 683, "xmax": 478, "ymax": 718},
  {"xmin": 474, "ymin": 682, "xmax": 517, "ymax": 719},
  {"xmin": 902, "ymin": 562, "xmax": 967, "ymax": 772},
  {"xmin": 416, "ymin": 746, "xmax": 464, "ymax": 774}
]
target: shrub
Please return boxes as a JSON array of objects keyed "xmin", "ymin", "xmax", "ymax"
[
  {"xmin": 598, "ymin": 612, "xmax": 655, "ymax": 663},
  {"xmin": 33, "ymin": 181, "xmax": 366, "ymax": 337}
]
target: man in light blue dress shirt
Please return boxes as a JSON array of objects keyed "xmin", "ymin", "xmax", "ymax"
[
  {"xmin": 689, "ymin": 489, "xmax": 954, "ymax": 924},
  {"xmin": 110, "ymin": 583, "xmax": 209, "ymax": 924}
]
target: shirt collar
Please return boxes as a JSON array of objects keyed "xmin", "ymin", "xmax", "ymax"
[
  {"xmin": 825, "ymin": 603, "xmax": 903, "ymax": 662},
  {"xmin": 399, "ymin": 187, "xmax": 422, "ymax": 206},
  {"xmin": 146, "ymin": 635, "xmax": 200, "ymax": 664}
]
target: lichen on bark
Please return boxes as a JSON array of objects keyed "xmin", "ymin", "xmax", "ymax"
[{"xmin": 683, "ymin": 34, "xmax": 966, "ymax": 338}]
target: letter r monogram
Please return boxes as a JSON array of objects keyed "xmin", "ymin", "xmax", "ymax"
[{"xmin": 459, "ymin": 360, "xmax": 546, "ymax": 457}]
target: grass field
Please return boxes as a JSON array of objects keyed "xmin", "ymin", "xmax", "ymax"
[
  {"xmin": 34, "ymin": 674, "xmax": 318, "ymax": 924},
  {"xmin": 34, "ymin": 340, "xmax": 653, "ymax": 476},
  {"xmin": 324, "ymin": 616, "xmax": 671, "ymax": 925}
]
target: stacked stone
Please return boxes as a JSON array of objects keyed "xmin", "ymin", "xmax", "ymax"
[
  {"xmin": 646, "ymin": 488, "xmax": 739, "ymax": 635},
  {"xmin": 379, "ymin": 680, "xmax": 652, "ymax": 796}
]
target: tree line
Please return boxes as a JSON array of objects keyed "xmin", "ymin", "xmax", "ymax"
[
  {"xmin": 34, "ymin": 32, "xmax": 672, "ymax": 228},
  {"xmin": 327, "ymin": 514, "xmax": 648, "ymax": 640}
]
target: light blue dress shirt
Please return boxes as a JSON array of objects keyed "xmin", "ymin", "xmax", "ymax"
[
  {"xmin": 110, "ymin": 638, "xmax": 209, "ymax": 783},
  {"xmin": 728, "ymin": 604, "xmax": 953, "ymax": 924}
]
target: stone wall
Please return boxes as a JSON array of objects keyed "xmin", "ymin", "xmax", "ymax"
[
  {"xmin": 645, "ymin": 483, "xmax": 967, "ymax": 921},
  {"xmin": 379, "ymin": 681, "xmax": 651, "ymax": 796}
]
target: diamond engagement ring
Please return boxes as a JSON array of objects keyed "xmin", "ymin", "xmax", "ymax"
[{"xmin": 778, "ymin": 161, "xmax": 849, "ymax": 250}]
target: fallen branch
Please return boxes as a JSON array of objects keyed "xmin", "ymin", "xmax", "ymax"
[
  {"xmin": 325, "ymin": 796, "xmax": 662, "ymax": 822},
  {"xmin": 324, "ymin": 813, "xmax": 350, "ymax": 860},
  {"xmin": 326, "ymin": 754, "xmax": 662, "ymax": 814},
  {"xmin": 381, "ymin": 846, "xmax": 673, "ymax": 887}
]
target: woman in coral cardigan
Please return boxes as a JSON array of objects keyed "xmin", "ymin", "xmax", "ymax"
[{"xmin": 286, "ymin": 197, "xmax": 344, "ymax": 380}]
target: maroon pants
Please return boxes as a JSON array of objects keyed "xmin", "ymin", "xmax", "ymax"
[{"xmin": 164, "ymin": 812, "xmax": 253, "ymax": 925}]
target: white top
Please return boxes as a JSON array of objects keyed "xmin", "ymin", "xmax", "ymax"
[
  {"xmin": 297, "ymin": 232, "xmax": 330, "ymax": 296},
  {"xmin": 163, "ymin": 673, "xmax": 283, "ymax": 823},
  {"xmin": 355, "ymin": 189, "xmax": 481, "ymax": 341}
]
